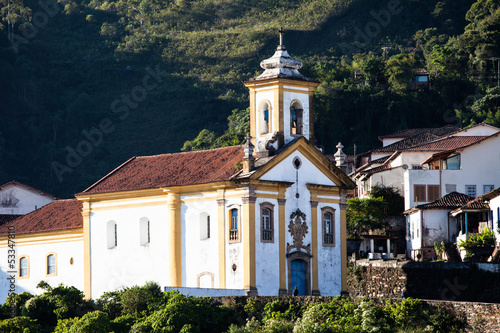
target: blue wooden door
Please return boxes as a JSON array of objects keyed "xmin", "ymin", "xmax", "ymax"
[{"xmin": 291, "ymin": 259, "xmax": 306, "ymax": 296}]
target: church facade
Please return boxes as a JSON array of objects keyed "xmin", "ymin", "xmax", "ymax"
[{"xmin": 0, "ymin": 35, "xmax": 354, "ymax": 301}]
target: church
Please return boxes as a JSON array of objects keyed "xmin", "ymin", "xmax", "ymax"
[{"xmin": 0, "ymin": 33, "xmax": 354, "ymax": 301}]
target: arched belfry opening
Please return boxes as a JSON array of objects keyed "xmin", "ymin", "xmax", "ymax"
[{"xmin": 243, "ymin": 28, "xmax": 319, "ymax": 157}]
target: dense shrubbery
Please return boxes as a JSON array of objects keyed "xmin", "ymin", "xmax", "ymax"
[{"xmin": 0, "ymin": 281, "xmax": 466, "ymax": 332}]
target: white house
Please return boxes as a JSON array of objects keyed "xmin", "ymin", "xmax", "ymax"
[
  {"xmin": 404, "ymin": 192, "xmax": 473, "ymax": 260},
  {"xmin": 0, "ymin": 34, "xmax": 354, "ymax": 302},
  {"xmin": 0, "ymin": 181, "xmax": 56, "ymax": 215},
  {"xmin": 0, "ymin": 199, "xmax": 84, "ymax": 301},
  {"xmin": 404, "ymin": 130, "xmax": 500, "ymax": 210}
]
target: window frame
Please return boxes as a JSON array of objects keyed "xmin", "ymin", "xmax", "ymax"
[
  {"xmin": 259, "ymin": 100, "xmax": 271, "ymax": 135},
  {"xmin": 484, "ymin": 185, "xmax": 494, "ymax": 194},
  {"xmin": 200, "ymin": 213, "xmax": 211, "ymax": 240},
  {"xmin": 46, "ymin": 252, "xmax": 57, "ymax": 277},
  {"xmin": 260, "ymin": 202, "xmax": 274, "ymax": 243},
  {"xmin": 321, "ymin": 207, "xmax": 336, "ymax": 247},
  {"xmin": 229, "ymin": 207, "xmax": 240, "ymax": 243},
  {"xmin": 427, "ymin": 185, "xmax": 440, "ymax": 202},
  {"xmin": 414, "ymin": 184, "xmax": 427, "ymax": 202},
  {"xmin": 465, "ymin": 185, "xmax": 477, "ymax": 198},
  {"xmin": 107, "ymin": 220, "xmax": 118, "ymax": 249},
  {"xmin": 140, "ymin": 217, "xmax": 150, "ymax": 246},
  {"xmin": 290, "ymin": 100, "xmax": 303, "ymax": 136},
  {"xmin": 19, "ymin": 255, "xmax": 29, "ymax": 279}
]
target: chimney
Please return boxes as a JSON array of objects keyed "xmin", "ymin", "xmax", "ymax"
[{"xmin": 242, "ymin": 134, "xmax": 255, "ymax": 173}]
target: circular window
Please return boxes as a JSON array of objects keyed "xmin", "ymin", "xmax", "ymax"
[
  {"xmin": 69, "ymin": 258, "xmax": 74, "ymax": 265},
  {"xmin": 232, "ymin": 263, "xmax": 237, "ymax": 272},
  {"xmin": 293, "ymin": 157, "xmax": 302, "ymax": 169}
]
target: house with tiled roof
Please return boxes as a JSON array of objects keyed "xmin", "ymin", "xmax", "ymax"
[
  {"xmin": 0, "ymin": 34, "xmax": 354, "ymax": 302},
  {"xmin": 403, "ymin": 192, "xmax": 474, "ymax": 260},
  {"xmin": 449, "ymin": 187, "xmax": 500, "ymax": 260},
  {"xmin": 0, "ymin": 181, "xmax": 57, "ymax": 215},
  {"xmin": 404, "ymin": 128, "xmax": 500, "ymax": 210},
  {"xmin": 352, "ymin": 123, "xmax": 500, "ymax": 207},
  {"xmin": 0, "ymin": 199, "xmax": 83, "ymax": 301}
]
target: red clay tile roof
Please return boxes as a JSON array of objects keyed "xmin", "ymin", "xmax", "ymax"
[
  {"xmin": 0, "ymin": 199, "xmax": 82, "ymax": 236},
  {"xmin": 378, "ymin": 125, "xmax": 458, "ymax": 141},
  {"xmin": 404, "ymin": 192, "xmax": 474, "ymax": 214},
  {"xmin": 81, "ymin": 146, "xmax": 245, "ymax": 195},
  {"xmin": 0, "ymin": 214, "xmax": 22, "ymax": 226},
  {"xmin": 450, "ymin": 187, "xmax": 500, "ymax": 215},
  {"xmin": 404, "ymin": 136, "xmax": 489, "ymax": 151}
]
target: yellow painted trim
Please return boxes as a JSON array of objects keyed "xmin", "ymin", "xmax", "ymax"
[
  {"xmin": 217, "ymin": 191, "xmax": 226, "ymax": 288},
  {"xmin": 278, "ymin": 187, "xmax": 287, "ymax": 292},
  {"xmin": 311, "ymin": 203, "xmax": 319, "ymax": 291},
  {"xmin": 0, "ymin": 229, "xmax": 83, "ymax": 246},
  {"xmin": 315, "ymin": 198, "xmax": 340, "ymax": 204},
  {"xmin": 76, "ymin": 181, "xmax": 238, "ymax": 202},
  {"xmin": 45, "ymin": 252, "xmax": 57, "ymax": 277},
  {"xmin": 242, "ymin": 199, "xmax": 256, "ymax": 290},
  {"xmin": 90, "ymin": 200, "xmax": 169, "ymax": 211},
  {"xmin": 166, "ymin": 191, "xmax": 182, "ymax": 287},
  {"xmin": 254, "ymin": 193, "xmax": 279, "ymax": 200},
  {"xmin": 250, "ymin": 137, "xmax": 354, "ymax": 188},
  {"xmin": 82, "ymin": 200, "xmax": 91, "ymax": 300},
  {"xmin": 18, "ymin": 254, "xmax": 29, "ymax": 279}
]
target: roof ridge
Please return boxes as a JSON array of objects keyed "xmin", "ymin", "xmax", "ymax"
[
  {"xmin": 0, "ymin": 180, "xmax": 58, "ymax": 199},
  {"xmin": 80, "ymin": 156, "xmax": 137, "ymax": 194},
  {"xmin": 136, "ymin": 145, "xmax": 243, "ymax": 159}
]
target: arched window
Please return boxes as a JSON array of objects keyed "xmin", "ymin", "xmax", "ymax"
[
  {"xmin": 46, "ymin": 253, "xmax": 56, "ymax": 276},
  {"xmin": 321, "ymin": 207, "xmax": 335, "ymax": 246},
  {"xmin": 19, "ymin": 256, "xmax": 29, "ymax": 278},
  {"xmin": 229, "ymin": 208, "xmax": 239, "ymax": 242},
  {"xmin": 107, "ymin": 220, "xmax": 117, "ymax": 249},
  {"xmin": 259, "ymin": 101, "xmax": 271, "ymax": 135},
  {"xmin": 290, "ymin": 101, "xmax": 303, "ymax": 135},
  {"xmin": 140, "ymin": 217, "xmax": 150, "ymax": 245},
  {"xmin": 260, "ymin": 202, "xmax": 275, "ymax": 242},
  {"xmin": 200, "ymin": 213, "xmax": 210, "ymax": 240}
]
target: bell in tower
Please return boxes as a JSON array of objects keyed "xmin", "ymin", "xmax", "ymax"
[{"xmin": 244, "ymin": 29, "xmax": 319, "ymax": 158}]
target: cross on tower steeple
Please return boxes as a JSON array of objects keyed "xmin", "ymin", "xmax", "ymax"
[{"xmin": 278, "ymin": 27, "xmax": 285, "ymax": 50}]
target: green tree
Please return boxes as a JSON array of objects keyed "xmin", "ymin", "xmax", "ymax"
[
  {"xmin": 369, "ymin": 185, "xmax": 404, "ymax": 216},
  {"xmin": 385, "ymin": 53, "xmax": 420, "ymax": 91},
  {"xmin": 346, "ymin": 197, "xmax": 387, "ymax": 238}
]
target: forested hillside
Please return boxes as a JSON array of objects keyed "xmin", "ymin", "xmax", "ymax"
[{"xmin": 0, "ymin": 0, "xmax": 498, "ymax": 197}]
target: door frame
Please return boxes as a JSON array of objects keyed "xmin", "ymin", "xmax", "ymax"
[{"xmin": 287, "ymin": 251, "xmax": 311, "ymax": 296}]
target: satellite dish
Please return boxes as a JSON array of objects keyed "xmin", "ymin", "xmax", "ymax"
[{"xmin": 402, "ymin": 164, "xmax": 408, "ymax": 170}]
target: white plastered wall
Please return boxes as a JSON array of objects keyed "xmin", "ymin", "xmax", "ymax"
[
  {"xmin": 0, "ymin": 238, "xmax": 84, "ymax": 302},
  {"xmin": 0, "ymin": 184, "xmax": 54, "ymax": 215},
  {"xmin": 258, "ymin": 150, "xmax": 342, "ymax": 296},
  {"xmin": 89, "ymin": 198, "xmax": 172, "ymax": 299}
]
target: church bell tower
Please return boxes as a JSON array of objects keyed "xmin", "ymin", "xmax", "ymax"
[{"xmin": 244, "ymin": 29, "xmax": 319, "ymax": 157}]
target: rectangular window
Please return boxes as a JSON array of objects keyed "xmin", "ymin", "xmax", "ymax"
[
  {"xmin": 114, "ymin": 224, "xmax": 118, "ymax": 246},
  {"xmin": 20, "ymin": 257, "xmax": 28, "ymax": 278},
  {"xmin": 443, "ymin": 154, "xmax": 461, "ymax": 170},
  {"xmin": 466, "ymin": 185, "xmax": 477, "ymax": 198},
  {"xmin": 229, "ymin": 209, "xmax": 239, "ymax": 242},
  {"xmin": 207, "ymin": 216, "xmax": 210, "ymax": 239},
  {"xmin": 427, "ymin": 185, "xmax": 440, "ymax": 202},
  {"xmin": 323, "ymin": 213, "xmax": 334, "ymax": 245},
  {"xmin": 484, "ymin": 185, "xmax": 494, "ymax": 194},
  {"xmin": 261, "ymin": 207, "xmax": 273, "ymax": 242},
  {"xmin": 414, "ymin": 185, "xmax": 426, "ymax": 202},
  {"xmin": 445, "ymin": 184, "xmax": 457, "ymax": 194},
  {"xmin": 140, "ymin": 218, "xmax": 150, "ymax": 245},
  {"xmin": 47, "ymin": 254, "xmax": 56, "ymax": 275},
  {"xmin": 411, "ymin": 165, "xmax": 422, "ymax": 170}
]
